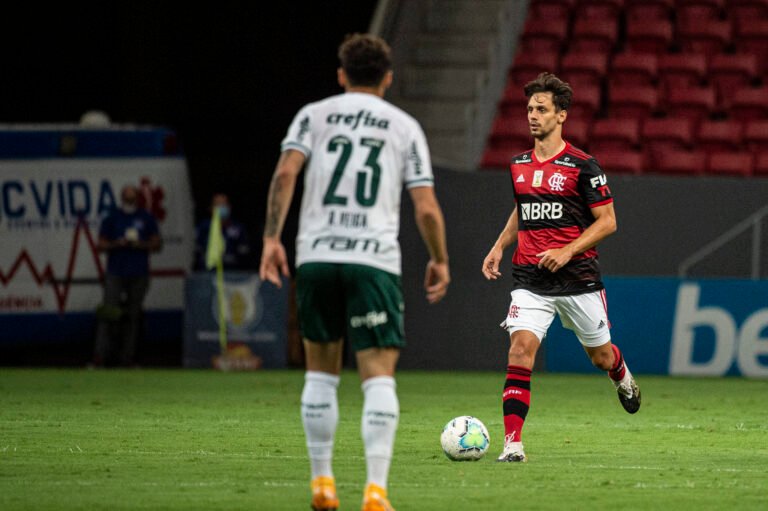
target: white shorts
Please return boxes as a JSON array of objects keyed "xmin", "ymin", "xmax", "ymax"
[{"xmin": 500, "ymin": 288, "xmax": 611, "ymax": 347}]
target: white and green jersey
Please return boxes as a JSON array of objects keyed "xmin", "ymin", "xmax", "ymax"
[{"xmin": 281, "ymin": 92, "xmax": 434, "ymax": 276}]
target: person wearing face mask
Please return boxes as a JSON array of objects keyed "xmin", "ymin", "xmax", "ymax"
[
  {"xmin": 193, "ymin": 193, "xmax": 253, "ymax": 270},
  {"xmin": 92, "ymin": 184, "xmax": 163, "ymax": 367}
]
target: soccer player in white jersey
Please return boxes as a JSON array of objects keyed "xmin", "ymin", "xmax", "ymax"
[{"xmin": 260, "ymin": 34, "xmax": 450, "ymax": 511}]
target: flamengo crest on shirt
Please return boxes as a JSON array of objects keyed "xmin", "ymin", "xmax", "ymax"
[{"xmin": 548, "ymin": 172, "xmax": 567, "ymax": 191}]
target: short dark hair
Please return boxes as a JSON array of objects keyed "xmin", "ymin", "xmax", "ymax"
[
  {"xmin": 524, "ymin": 72, "xmax": 573, "ymax": 112},
  {"xmin": 338, "ymin": 33, "xmax": 392, "ymax": 87}
]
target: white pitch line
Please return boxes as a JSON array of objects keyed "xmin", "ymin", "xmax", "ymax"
[{"xmin": 583, "ymin": 464, "xmax": 765, "ymax": 474}]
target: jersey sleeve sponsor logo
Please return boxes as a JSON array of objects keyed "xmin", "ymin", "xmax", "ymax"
[
  {"xmin": 408, "ymin": 141, "xmax": 423, "ymax": 175},
  {"xmin": 589, "ymin": 173, "xmax": 612, "ymax": 198},
  {"xmin": 589, "ymin": 174, "xmax": 608, "ymax": 188},
  {"xmin": 297, "ymin": 116, "xmax": 310, "ymax": 142},
  {"xmin": 326, "ymin": 110, "xmax": 390, "ymax": 130}
]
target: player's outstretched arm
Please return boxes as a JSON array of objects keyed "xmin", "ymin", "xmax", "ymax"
[
  {"xmin": 409, "ymin": 186, "xmax": 450, "ymax": 304},
  {"xmin": 482, "ymin": 207, "xmax": 519, "ymax": 281},
  {"xmin": 259, "ymin": 149, "xmax": 305, "ymax": 288}
]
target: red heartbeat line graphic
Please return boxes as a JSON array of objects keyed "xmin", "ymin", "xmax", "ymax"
[{"xmin": 0, "ymin": 218, "xmax": 185, "ymax": 314}]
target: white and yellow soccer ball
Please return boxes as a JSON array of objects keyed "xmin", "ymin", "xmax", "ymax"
[{"xmin": 440, "ymin": 416, "xmax": 490, "ymax": 461}]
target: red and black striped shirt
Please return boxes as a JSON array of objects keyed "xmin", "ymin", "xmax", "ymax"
[{"xmin": 509, "ymin": 142, "xmax": 612, "ymax": 296}]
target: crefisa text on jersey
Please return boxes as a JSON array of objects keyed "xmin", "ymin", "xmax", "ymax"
[{"xmin": 326, "ymin": 110, "xmax": 390, "ymax": 130}]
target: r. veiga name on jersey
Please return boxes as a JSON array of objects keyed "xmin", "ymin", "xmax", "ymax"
[{"xmin": 326, "ymin": 110, "xmax": 390, "ymax": 131}]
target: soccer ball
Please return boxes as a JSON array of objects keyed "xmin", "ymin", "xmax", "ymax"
[{"xmin": 440, "ymin": 416, "xmax": 490, "ymax": 461}]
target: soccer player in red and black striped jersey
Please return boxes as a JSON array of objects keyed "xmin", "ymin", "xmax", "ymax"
[{"xmin": 482, "ymin": 73, "xmax": 641, "ymax": 463}]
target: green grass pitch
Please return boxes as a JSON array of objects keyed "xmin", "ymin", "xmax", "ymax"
[{"xmin": 1, "ymin": 369, "xmax": 767, "ymax": 510}]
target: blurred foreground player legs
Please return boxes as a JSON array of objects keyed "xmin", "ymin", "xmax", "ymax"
[
  {"xmin": 93, "ymin": 185, "xmax": 162, "ymax": 367},
  {"xmin": 481, "ymin": 73, "xmax": 640, "ymax": 463},
  {"xmin": 260, "ymin": 34, "xmax": 450, "ymax": 511}
]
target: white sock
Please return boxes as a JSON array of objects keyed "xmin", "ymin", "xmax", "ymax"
[
  {"xmin": 301, "ymin": 371, "xmax": 340, "ymax": 479},
  {"xmin": 361, "ymin": 376, "xmax": 399, "ymax": 489}
]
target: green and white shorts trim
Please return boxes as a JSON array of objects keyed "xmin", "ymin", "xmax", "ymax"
[{"xmin": 296, "ymin": 262, "xmax": 405, "ymax": 351}]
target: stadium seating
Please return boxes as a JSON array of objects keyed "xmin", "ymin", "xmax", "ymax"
[
  {"xmin": 593, "ymin": 149, "xmax": 645, "ymax": 174},
  {"xmin": 626, "ymin": 18, "xmax": 674, "ymax": 53},
  {"xmin": 658, "ymin": 54, "xmax": 708, "ymax": 89},
  {"xmin": 665, "ymin": 86, "xmax": 718, "ymax": 123},
  {"xmin": 560, "ymin": 51, "xmax": 609, "ymax": 88},
  {"xmin": 574, "ymin": 0, "xmax": 625, "ymax": 20},
  {"xmin": 509, "ymin": 52, "xmax": 560, "ymax": 86},
  {"xmin": 481, "ymin": 147, "xmax": 515, "ymax": 169},
  {"xmin": 654, "ymin": 149, "xmax": 708, "ymax": 175},
  {"xmin": 707, "ymin": 152, "xmax": 754, "ymax": 176},
  {"xmin": 563, "ymin": 119, "xmax": 590, "ymax": 148},
  {"xmin": 589, "ymin": 118, "xmax": 641, "ymax": 153},
  {"xmin": 528, "ymin": 0, "xmax": 575, "ymax": 19},
  {"xmin": 697, "ymin": 120, "xmax": 744, "ymax": 153},
  {"xmin": 520, "ymin": 17, "xmax": 569, "ymax": 53},
  {"xmin": 727, "ymin": 87, "xmax": 768, "ymax": 120},
  {"xmin": 571, "ymin": 18, "xmax": 619, "ymax": 53},
  {"xmin": 608, "ymin": 85, "xmax": 658, "ymax": 118},
  {"xmin": 677, "ymin": 20, "xmax": 732, "ymax": 58},
  {"xmin": 709, "ymin": 54, "xmax": 759, "ymax": 101},
  {"xmin": 730, "ymin": 0, "xmax": 768, "ymax": 23},
  {"xmin": 499, "ymin": 85, "xmax": 529, "ymax": 116},
  {"xmin": 642, "ymin": 118, "xmax": 695, "ymax": 161},
  {"xmin": 625, "ymin": 0, "xmax": 674, "ymax": 20},
  {"xmin": 611, "ymin": 52, "xmax": 658, "ymax": 87},
  {"xmin": 569, "ymin": 85, "xmax": 602, "ymax": 120},
  {"xmin": 480, "ymin": 0, "xmax": 768, "ymax": 176},
  {"xmin": 733, "ymin": 20, "xmax": 768, "ymax": 74},
  {"xmin": 743, "ymin": 119, "xmax": 768, "ymax": 152},
  {"xmin": 676, "ymin": 0, "xmax": 725, "ymax": 22},
  {"xmin": 488, "ymin": 115, "xmax": 532, "ymax": 151},
  {"xmin": 754, "ymin": 152, "xmax": 768, "ymax": 175}
]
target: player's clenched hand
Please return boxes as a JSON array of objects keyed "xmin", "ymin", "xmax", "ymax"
[
  {"xmin": 260, "ymin": 237, "xmax": 290, "ymax": 288},
  {"xmin": 424, "ymin": 260, "xmax": 450, "ymax": 304},
  {"xmin": 482, "ymin": 245, "xmax": 503, "ymax": 280},
  {"xmin": 536, "ymin": 246, "xmax": 574, "ymax": 273}
]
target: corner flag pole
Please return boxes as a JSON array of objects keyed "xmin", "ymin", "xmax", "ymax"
[{"xmin": 205, "ymin": 208, "xmax": 227, "ymax": 354}]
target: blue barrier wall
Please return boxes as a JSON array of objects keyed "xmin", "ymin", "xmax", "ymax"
[{"xmin": 545, "ymin": 277, "xmax": 768, "ymax": 377}]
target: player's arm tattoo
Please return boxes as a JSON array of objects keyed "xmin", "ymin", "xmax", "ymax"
[
  {"xmin": 264, "ymin": 177, "xmax": 284, "ymax": 238},
  {"xmin": 264, "ymin": 150, "xmax": 303, "ymax": 239}
]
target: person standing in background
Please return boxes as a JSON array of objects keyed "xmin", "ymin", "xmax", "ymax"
[
  {"xmin": 194, "ymin": 193, "xmax": 252, "ymax": 270},
  {"xmin": 92, "ymin": 185, "xmax": 162, "ymax": 367}
]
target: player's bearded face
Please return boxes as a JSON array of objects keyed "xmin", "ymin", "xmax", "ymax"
[{"xmin": 527, "ymin": 93, "xmax": 564, "ymax": 140}]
